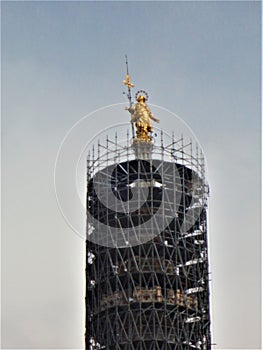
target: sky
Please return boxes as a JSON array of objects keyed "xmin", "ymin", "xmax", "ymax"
[{"xmin": 2, "ymin": 1, "xmax": 261, "ymax": 349}]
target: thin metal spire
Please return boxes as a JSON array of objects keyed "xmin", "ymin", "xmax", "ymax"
[{"xmin": 123, "ymin": 55, "xmax": 135, "ymax": 138}]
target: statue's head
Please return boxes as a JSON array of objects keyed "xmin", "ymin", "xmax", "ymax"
[
  {"xmin": 135, "ymin": 90, "xmax": 148, "ymax": 103},
  {"xmin": 137, "ymin": 95, "xmax": 146, "ymax": 103}
]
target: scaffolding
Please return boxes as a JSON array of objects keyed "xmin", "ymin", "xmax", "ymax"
[{"xmin": 86, "ymin": 132, "xmax": 211, "ymax": 350}]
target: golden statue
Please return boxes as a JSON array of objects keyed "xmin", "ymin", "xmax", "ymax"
[
  {"xmin": 123, "ymin": 57, "xmax": 159, "ymax": 142},
  {"xmin": 126, "ymin": 91, "xmax": 159, "ymax": 142}
]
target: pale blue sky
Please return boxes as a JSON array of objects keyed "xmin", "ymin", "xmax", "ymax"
[{"xmin": 2, "ymin": 1, "xmax": 261, "ymax": 349}]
